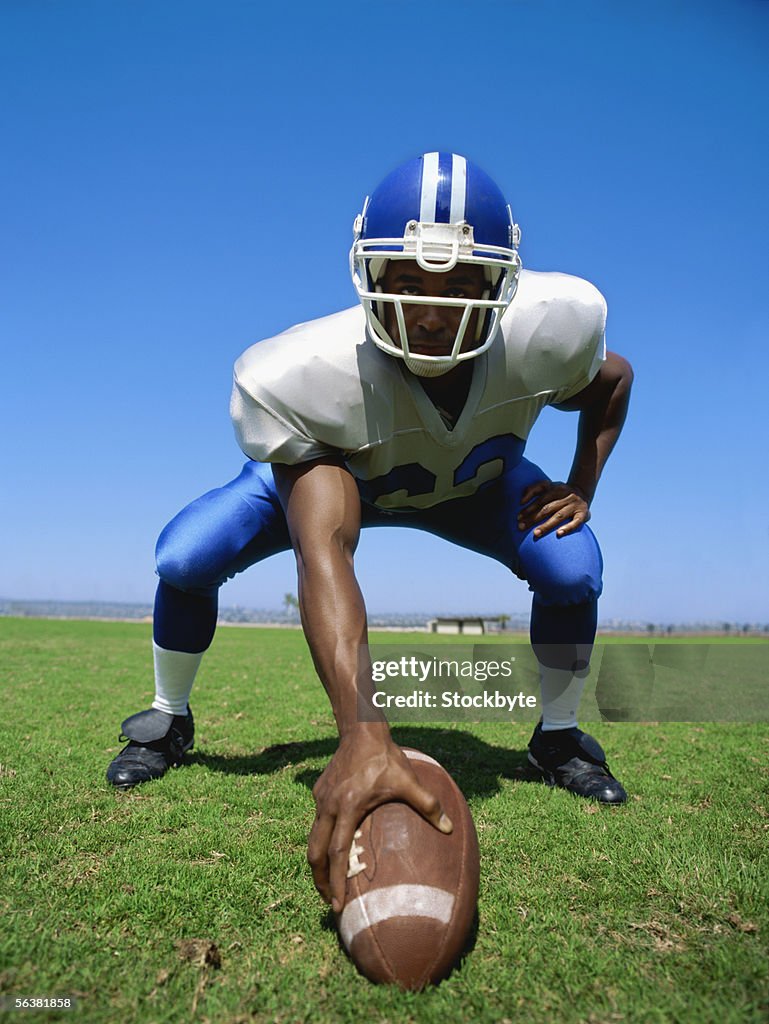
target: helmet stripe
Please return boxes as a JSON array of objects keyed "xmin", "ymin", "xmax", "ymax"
[
  {"xmin": 449, "ymin": 154, "xmax": 467, "ymax": 223},
  {"xmin": 435, "ymin": 151, "xmax": 453, "ymax": 222},
  {"xmin": 419, "ymin": 152, "xmax": 440, "ymax": 223}
]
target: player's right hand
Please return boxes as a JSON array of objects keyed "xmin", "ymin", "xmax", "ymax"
[{"xmin": 307, "ymin": 726, "xmax": 453, "ymax": 912}]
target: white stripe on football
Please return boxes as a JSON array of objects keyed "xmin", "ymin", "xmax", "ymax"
[{"xmin": 339, "ymin": 884, "xmax": 455, "ymax": 947}]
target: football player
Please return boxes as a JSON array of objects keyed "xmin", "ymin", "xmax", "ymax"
[{"xmin": 107, "ymin": 153, "xmax": 633, "ymax": 913}]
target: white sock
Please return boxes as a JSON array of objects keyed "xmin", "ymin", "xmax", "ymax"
[
  {"xmin": 151, "ymin": 642, "xmax": 203, "ymax": 717},
  {"xmin": 539, "ymin": 665, "xmax": 587, "ymax": 731}
]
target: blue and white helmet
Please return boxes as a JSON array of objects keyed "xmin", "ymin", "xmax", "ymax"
[{"xmin": 350, "ymin": 152, "xmax": 522, "ymax": 377}]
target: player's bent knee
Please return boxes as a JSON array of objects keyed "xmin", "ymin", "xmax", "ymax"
[
  {"xmin": 156, "ymin": 541, "xmax": 213, "ymax": 592},
  {"xmin": 154, "ymin": 481, "xmax": 272, "ymax": 592},
  {"xmin": 534, "ymin": 569, "xmax": 603, "ymax": 606},
  {"xmin": 155, "ymin": 518, "xmax": 226, "ymax": 592},
  {"xmin": 521, "ymin": 527, "xmax": 603, "ymax": 606}
]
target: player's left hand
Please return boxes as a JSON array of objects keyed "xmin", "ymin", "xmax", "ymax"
[{"xmin": 517, "ymin": 480, "xmax": 591, "ymax": 539}]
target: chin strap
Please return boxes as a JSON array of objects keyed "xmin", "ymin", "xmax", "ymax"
[{"xmin": 403, "ymin": 354, "xmax": 457, "ymax": 378}]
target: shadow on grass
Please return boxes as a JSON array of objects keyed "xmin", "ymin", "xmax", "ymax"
[{"xmin": 187, "ymin": 726, "xmax": 540, "ymax": 801}]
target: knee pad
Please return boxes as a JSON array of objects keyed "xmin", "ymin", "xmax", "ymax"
[
  {"xmin": 155, "ymin": 467, "xmax": 289, "ymax": 592},
  {"xmin": 155, "ymin": 521, "xmax": 217, "ymax": 592},
  {"xmin": 521, "ymin": 526, "xmax": 603, "ymax": 606},
  {"xmin": 155, "ymin": 490, "xmax": 249, "ymax": 592},
  {"xmin": 534, "ymin": 570, "xmax": 603, "ymax": 606}
]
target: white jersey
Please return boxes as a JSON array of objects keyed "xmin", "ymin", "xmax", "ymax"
[{"xmin": 231, "ymin": 269, "xmax": 607, "ymax": 511}]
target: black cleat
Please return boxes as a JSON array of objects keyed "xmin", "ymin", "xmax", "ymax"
[
  {"xmin": 527, "ymin": 723, "xmax": 627, "ymax": 804},
  {"xmin": 106, "ymin": 707, "xmax": 194, "ymax": 789}
]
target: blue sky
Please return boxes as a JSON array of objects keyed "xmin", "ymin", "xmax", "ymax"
[{"xmin": 1, "ymin": 0, "xmax": 767, "ymax": 622}]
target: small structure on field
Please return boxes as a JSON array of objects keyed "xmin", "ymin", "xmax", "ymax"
[{"xmin": 427, "ymin": 616, "xmax": 500, "ymax": 635}]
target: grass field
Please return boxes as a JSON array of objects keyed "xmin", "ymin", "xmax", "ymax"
[{"xmin": 0, "ymin": 618, "xmax": 767, "ymax": 1024}]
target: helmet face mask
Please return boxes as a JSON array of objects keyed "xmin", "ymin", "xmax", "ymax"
[{"xmin": 350, "ymin": 152, "xmax": 522, "ymax": 377}]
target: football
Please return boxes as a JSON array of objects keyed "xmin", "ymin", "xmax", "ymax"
[{"xmin": 335, "ymin": 747, "xmax": 480, "ymax": 989}]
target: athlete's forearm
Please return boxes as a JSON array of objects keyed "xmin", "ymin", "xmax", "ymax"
[
  {"xmin": 296, "ymin": 547, "xmax": 387, "ymax": 738},
  {"xmin": 567, "ymin": 358, "xmax": 633, "ymax": 502},
  {"xmin": 273, "ymin": 459, "xmax": 389, "ymax": 740}
]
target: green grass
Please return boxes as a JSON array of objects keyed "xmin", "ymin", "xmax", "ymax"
[{"xmin": 0, "ymin": 618, "xmax": 767, "ymax": 1024}]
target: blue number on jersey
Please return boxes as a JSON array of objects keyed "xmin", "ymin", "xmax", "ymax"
[
  {"xmin": 357, "ymin": 462, "xmax": 437, "ymax": 507},
  {"xmin": 357, "ymin": 434, "xmax": 525, "ymax": 508},
  {"xmin": 453, "ymin": 433, "xmax": 526, "ymax": 489}
]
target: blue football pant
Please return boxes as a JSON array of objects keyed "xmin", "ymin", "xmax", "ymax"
[{"xmin": 153, "ymin": 459, "xmax": 603, "ymax": 660}]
